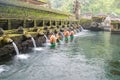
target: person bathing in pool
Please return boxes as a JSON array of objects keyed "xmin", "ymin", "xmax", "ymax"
[
  {"xmin": 69, "ymin": 29, "xmax": 74, "ymax": 42},
  {"xmin": 64, "ymin": 29, "xmax": 70, "ymax": 43},
  {"xmin": 56, "ymin": 32, "xmax": 62, "ymax": 45},
  {"xmin": 49, "ymin": 33, "xmax": 56, "ymax": 49}
]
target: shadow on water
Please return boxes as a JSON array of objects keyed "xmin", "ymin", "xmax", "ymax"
[{"xmin": 109, "ymin": 61, "xmax": 120, "ymax": 76}]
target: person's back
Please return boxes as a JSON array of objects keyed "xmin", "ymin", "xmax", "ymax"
[
  {"xmin": 50, "ymin": 35, "xmax": 56, "ymax": 43},
  {"xmin": 64, "ymin": 30, "xmax": 70, "ymax": 43},
  {"xmin": 70, "ymin": 30, "xmax": 74, "ymax": 42},
  {"xmin": 56, "ymin": 32, "xmax": 62, "ymax": 45},
  {"xmin": 49, "ymin": 34, "xmax": 56, "ymax": 48},
  {"xmin": 64, "ymin": 30, "xmax": 69, "ymax": 37}
]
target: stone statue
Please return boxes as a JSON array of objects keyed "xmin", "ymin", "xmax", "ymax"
[
  {"xmin": 17, "ymin": 26, "xmax": 24, "ymax": 34},
  {"xmin": 0, "ymin": 28, "xmax": 4, "ymax": 36},
  {"xmin": 0, "ymin": 34, "xmax": 13, "ymax": 47},
  {"xmin": 104, "ymin": 16, "xmax": 111, "ymax": 26}
]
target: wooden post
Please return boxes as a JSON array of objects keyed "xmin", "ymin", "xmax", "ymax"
[{"xmin": 8, "ymin": 19, "xmax": 11, "ymax": 30}]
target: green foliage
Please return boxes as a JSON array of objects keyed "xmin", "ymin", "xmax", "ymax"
[
  {"xmin": 49, "ymin": 0, "xmax": 120, "ymax": 15},
  {"xmin": 111, "ymin": 20, "xmax": 120, "ymax": 24},
  {"xmin": 80, "ymin": 18, "xmax": 92, "ymax": 24}
]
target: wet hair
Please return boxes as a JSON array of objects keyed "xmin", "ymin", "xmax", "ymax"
[{"xmin": 49, "ymin": 32, "xmax": 54, "ymax": 35}]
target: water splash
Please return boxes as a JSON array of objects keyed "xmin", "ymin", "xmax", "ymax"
[
  {"xmin": 33, "ymin": 47, "xmax": 44, "ymax": 51},
  {"xmin": 0, "ymin": 65, "xmax": 9, "ymax": 74},
  {"xmin": 12, "ymin": 42, "xmax": 30, "ymax": 59},
  {"xmin": 74, "ymin": 29, "xmax": 78, "ymax": 34},
  {"xmin": 12, "ymin": 42, "xmax": 20, "ymax": 55},
  {"xmin": 80, "ymin": 26, "xmax": 88, "ymax": 32},
  {"xmin": 74, "ymin": 30, "xmax": 93, "ymax": 37},
  {"xmin": 0, "ymin": 66, "xmax": 5, "ymax": 73},
  {"xmin": 16, "ymin": 54, "xmax": 30, "ymax": 60},
  {"xmin": 31, "ymin": 37, "xmax": 37, "ymax": 48},
  {"xmin": 44, "ymin": 35, "xmax": 49, "ymax": 43},
  {"xmin": 81, "ymin": 26, "xmax": 84, "ymax": 31},
  {"xmin": 43, "ymin": 35, "xmax": 50, "ymax": 46}
]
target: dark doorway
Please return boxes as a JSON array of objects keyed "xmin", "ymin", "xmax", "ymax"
[
  {"xmin": 11, "ymin": 19, "xmax": 23, "ymax": 29},
  {"xmin": 36, "ymin": 20, "xmax": 43, "ymax": 27},
  {"xmin": 26, "ymin": 20, "xmax": 34, "ymax": 28},
  {"xmin": 0, "ymin": 19, "xmax": 8, "ymax": 30}
]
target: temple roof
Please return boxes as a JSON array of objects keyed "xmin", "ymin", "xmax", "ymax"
[
  {"xmin": 19, "ymin": 0, "xmax": 47, "ymax": 5},
  {"xmin": 37, "ymin": 0, "xmax": 47, "ymax": 3},
  {"xmin": 29, "ymin": 0, "xmax": 47, "ymax": 5},
  {"xmin": 0, "ymin": 0, "xmax": 71, "ymax": 16}
]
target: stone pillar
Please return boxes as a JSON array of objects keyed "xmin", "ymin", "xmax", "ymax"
[
  {"xmin": 8, "ymin": 19, "xmax": 11, "ymax": 30},
  {"xmin": 23, "ymin": 19, "xmax": 26, "ymax": 28},
  {"xmin": 55, "ymin": 21, "xmax": 57, "ymax": 26},
  {"xmin": 65, "ymin": 21, "xmax": 67, "ymax": 25},
  {"xmin": 34, "ymin": 19, "xmax": 37, "ymax": 27},
  {"xmin": 61, "ymin": 20, "xmax": 63, "ymax": 26},
  {"xmin": 117, "ymin": 23, "xmax": 119, "ymax": 30},
  {"xmin": 63, "ymin": 20, "xmax": 66, "ymax": 25},
  {"xmin": 69, "ymin": 21, "xmax": 70, "ymax": 25},
  {"xmin": 43, "ymin": 20, "xmax": 45, "ymax": 27},
  {"xmin": 50, "ymin": 20, "xmax": 52, "ymax": 27}
]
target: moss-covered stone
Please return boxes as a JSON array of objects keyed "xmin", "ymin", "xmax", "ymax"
[{"xmin": 80, "ymin": 18, "xmax": 92, "ymax": 29}]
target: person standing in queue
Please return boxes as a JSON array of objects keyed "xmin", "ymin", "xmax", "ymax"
[
  {"xmin": 70, "ymin": 29, "xmax": 74, "ymax": 42},
  {"xmin": 64, "ymin": 29, "xmax": 70, "ymax": 43},
  {"xmin": 49, "ymin": 33, "xmax": 56, "ymax": 49}
]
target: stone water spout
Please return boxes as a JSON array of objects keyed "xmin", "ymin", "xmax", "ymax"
[
  {"xmin": 0, "ymin": 28, "xmax": 4, "ymax": 36},
  {"xmin": 0, "ymin": 35, "xmax": 13, "ymax": 45},
  {"xmin": 17, "ymin": 26, "xmax": 24, "ymax": 34},
  {"xmin": 23, "ymin": 32, "xmax": 37, "ymax": 48},
  {"xmin": 33, "ymin": 27, "xmax": 38, "ymax": 32},
  {"xmin": 0, "ymin": 34, "xmax": 20, "ymax": 55}
]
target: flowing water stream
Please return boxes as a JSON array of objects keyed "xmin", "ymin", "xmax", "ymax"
[
  {"xmin": 12, "ymin": 42, "xmax": 20, "ymax": 55},
  {"xmin": 31, "ymin": 37, "xmax": 37, "ymax": 48},
  {"xmin": 0, "ymin": 31, "xmax": 120, "ymax": 80}
]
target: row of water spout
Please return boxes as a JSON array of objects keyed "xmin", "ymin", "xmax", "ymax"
[{"xmin": 12, "ymin": 26, "xmax": 85, "ymax": 56}]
